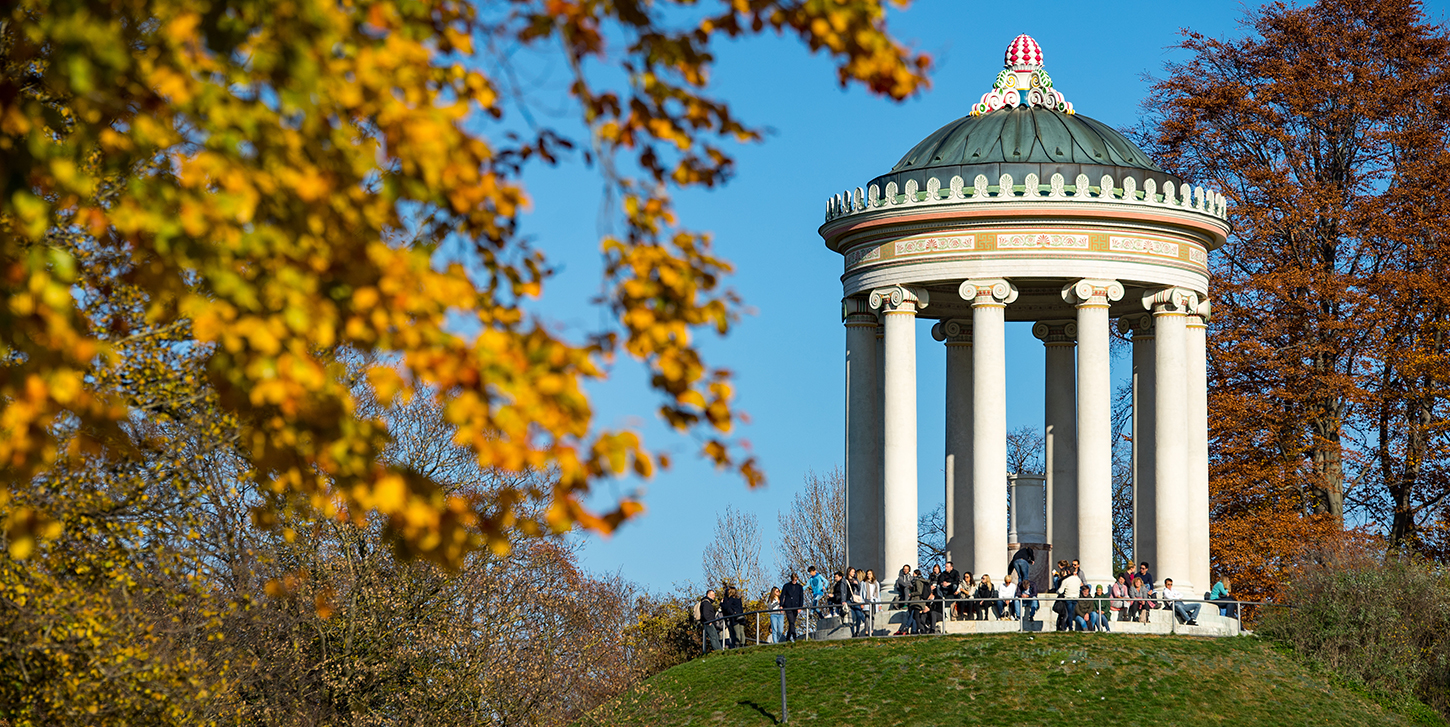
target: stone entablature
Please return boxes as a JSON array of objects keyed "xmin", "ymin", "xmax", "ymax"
[{"xmin": 841, "ymin": 228, "xmax": 1210, "ymax": 274}]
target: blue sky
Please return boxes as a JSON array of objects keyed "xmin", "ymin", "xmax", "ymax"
[{"xmin": 505, "ymin": 0, "xmax": 1450, "ymax": 594}]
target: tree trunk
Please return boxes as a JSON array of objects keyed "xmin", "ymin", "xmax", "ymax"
[{"xmin": 1310, "ymin": 414, "xmax": 1346, "ymax": 527}]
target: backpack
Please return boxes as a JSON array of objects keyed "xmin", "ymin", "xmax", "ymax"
[{"xmin": 691, "ymin": 598, "xmax": 702, "ymax": 621}]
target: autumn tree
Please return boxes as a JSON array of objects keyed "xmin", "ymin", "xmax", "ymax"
[
  {"xmin": 1139, "ymin": 0, "xmax": 1450, "ymax": 595},
  {"xmin": 775, "ymin": 468, "xmax": 845, "ymax": 582},
  {"xmin": 0, "ymin": 0, "xmax": 929, "ymax": 566}
]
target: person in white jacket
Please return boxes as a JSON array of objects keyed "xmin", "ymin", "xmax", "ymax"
[
  {"xmin": 1161, "ymin": 578, "xmax": 1201, "ymax": 625},
  {"xmin": 999, "ymin": 575, "xmax": 1018, "ymax": 619}
]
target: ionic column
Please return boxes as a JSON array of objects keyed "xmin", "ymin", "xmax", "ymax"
[
  {"xmin": 960, "ymin": 278, "xmax": 1017, "ymax": 580},
  {"xmin": 870, "ymin": 285, "xmax": 928, "ymax": 575},
  {"xmin": 1187, "ymin": 299, "xmax": 1211, "ymax": 594},
  {"xmin": 875, "ymin": 322, "xmax": 886, "ymax": 570},
  {"xmin": 844, "ymin": 297, "xmax": 882, "ymax": 576},
  {"xmin": 1119, "ymin": 314, "xmax": 1156, "ymax": 571},
  {"xmin": 1033, "ymin": 319, "xmax": 1077, "ymax": 566},
  {"xmin": 1145, "ymin": 286, "xmax": 1198, "ymax": 595},
  {"xmin": 1063, "ymin": 279, "xmax": 1123, "ymax": 590},
  {"xmin": 933, "ymin": 319, "xmax": 973, "ymax": 566}
]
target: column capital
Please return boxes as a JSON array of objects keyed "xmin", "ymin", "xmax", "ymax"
[
  {"xmin": 1062, "ymin": 278, "xmax": 1125, "ymax": 307},
  {"xmin": 1142, "ymin": 286, "xmax": 1201, "ymax": 315},
  {"xmin": 931, "ymin": 318, "xmax": 973, "ymax": 344},
  {"xmin": 1187, "ymin": 297, "xmax": 1212, "ymax": 326},
  {"xmin": 959, "ymin": 278, "xmax": 1019, "ymax": 306},
  {"xmin": 842, "ymin": 296, "xmax": 878, "ymax": 326},
  {"xmin": 869, "ymin": 285, "xmax": 929, "ymax": 313},
  {"xmin": 1117, "ymin": 312, "xmax": 1155, "ymax": 338},
  {"xmin": 1031, "ymin": 319, "xmax": 1078, "ymax": 345}
]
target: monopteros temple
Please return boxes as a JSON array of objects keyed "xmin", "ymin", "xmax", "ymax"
[{"xmin": 820, "ymin": 35, "xmax": 1227, "ymax": 595}]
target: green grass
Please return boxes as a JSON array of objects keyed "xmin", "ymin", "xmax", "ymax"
[{"xmin": 584, "ymin": 634, "xmax": 1447, "ymax": 726}]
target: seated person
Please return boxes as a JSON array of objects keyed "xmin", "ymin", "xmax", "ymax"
[
  {"xmin": 1128, "ymin": 576, "xmax": 1154, "ymax": 623},
  {"xmin": 1092, "ymin": 585, "xmax": 1112, "ymax": 632},
  {"xmin": 1072, "ymin": 585, "xmax": 1100, "ymax": 631},
  {"xmin": 1017, "ymin": 578, "xmax": 1039, "ymax": 622},
  {"xmin": 975, "ymin": 575, "xmax": 1001, "ymax": 620},
  {"xmin": 1109, "ymin": 575, "xmax": 1130, "ymax": 621},
  {"xmin": 999, "ymin": 575, "xmax": 1018, "ymax": 619},
  {"xmin": 960, "ymin": 573, "xmax": 978, "ymax": 620},
  {"xmin": 1160, "ymin": 578, "xmax": 1200, "ymax": 626},
  {"xmin": 1209, "ymin": 576, "xmax": 1238, "ymax": 618}
]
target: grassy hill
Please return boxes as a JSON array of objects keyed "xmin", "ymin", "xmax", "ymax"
[{"xmin": 583, "ymin": 634, "xmax": 1446, "ymax": 726}]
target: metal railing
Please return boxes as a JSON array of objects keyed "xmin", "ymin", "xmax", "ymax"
[{"xmin": 697, "ymin": 595, "xmax": 1284, "ymax": 653}]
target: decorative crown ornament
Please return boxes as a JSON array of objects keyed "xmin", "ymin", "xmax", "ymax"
[{"xmin": 971, "ymin": 34, "xmax": 1074, "ymax": 116}]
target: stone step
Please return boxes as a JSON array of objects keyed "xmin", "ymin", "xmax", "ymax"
[{"xmin": 857, "ymin": 600, "xmax": 1242, "ymax": 638}]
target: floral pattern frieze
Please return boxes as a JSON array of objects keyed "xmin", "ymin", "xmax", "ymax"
[
  {"xmin": 894, "ymin": 235, "xmax": 975, "ymax": 256},
  {"xmin": 1109, "ymin": 236, "xmax": 1180, "ymax": 258},
  {"xmin": 995, "ymin": 233, "xmax": 1089, "ymax": 250},
  {"xmin": 844, "ymin": 246, "xmax": 883, "ymax": 269}
]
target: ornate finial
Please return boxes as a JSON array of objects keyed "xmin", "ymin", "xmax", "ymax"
[{"xmin": 972, "ymin": 34, "xmax": 1074, "ymax": 116}]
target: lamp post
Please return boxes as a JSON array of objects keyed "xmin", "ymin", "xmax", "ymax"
[{"xmin": 776, "ymin": 655, "xmax": 788, "ymax": 723}]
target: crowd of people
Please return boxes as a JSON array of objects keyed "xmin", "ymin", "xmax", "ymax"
[{"xmin": 695, "ymin": 549, "xmax": 1241, "ymax": 652}]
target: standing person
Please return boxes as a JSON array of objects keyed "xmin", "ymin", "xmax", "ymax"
[
  {"xmin": 766, "ymin": 587, "xmax": 784, "ymax": 644},
  {"xmin": 862, "ymin": 569, "xmax": 881, "ymax": 636},
  {"xmin": 829, "ymin": 571, "xmax": 848, "ymax": 620},
  {"xmin": 1070, "ymin": 559, "xmax": 1085, "ymax": 585},
  {"xmin": 844, "ymin": 568, "xmax": 866, "ymax": 637},
  {"xmin": 1109, "ymin": 574, "xmax": 1130, "ymax": 622},
  {"xmin": 910, "ymin": 569, "xmax": 933, "ymax": 634},
  {"xmin": 1009, "ymin": 546, "xmax": 1035, "ymax": 589},
  {"xmin": 721, "ymin": 587, "xmax": 745, "ymax": 648},
  {"xmin": 781, "ymin": 574, "xmax": 805, "ymax": 641},
  {"xmin": 1161, "ymin": 578, "xmax": 1201, "ymax": 625},
  {"xmin": 699, "ymin": 590, "xmax": 722, "ymax": 653},
  {"xmin": 806, "ymin": 566, "xmax": 828, "ymax": 618},
  {"xmin": 1055, "ymin": 568, "xmax": 1083, "ymax": 631},
  {"xmin": 1210, "ymin": 576, "xmax": 1238, "ymax": 618}
]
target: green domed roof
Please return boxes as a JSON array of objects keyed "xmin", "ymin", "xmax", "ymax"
[{"xmin": 868, "ymin": 106, "xmax": 1181, "ymax": 194}]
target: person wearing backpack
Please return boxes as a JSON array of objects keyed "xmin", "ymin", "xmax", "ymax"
[{"xmin": 697, "ymin": 590, "xmax": 722, "ymax": 653}]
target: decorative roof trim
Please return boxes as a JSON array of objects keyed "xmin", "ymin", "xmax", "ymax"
[
  {"xmin": 972, "ymin": 34, "xmax": 1073, "ymax": 116},
  {"xmin": 821, "ymin": 172, "xmax": 1229, "ymax": 223}
]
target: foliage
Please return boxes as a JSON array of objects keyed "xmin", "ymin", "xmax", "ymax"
[
  {"xmin": 0, "ymin": 0, "xmax": 930, "ymax": 565},
  {"xmin": 775, "ymin": 468, "xmax": 844, "ymax": 583},
  {"xmin": 1138, "ymin": 0, "xmax": 1450, "ymax": 586},
  {"xmin": 582, "ymin": 634, "xmax": 1437, "ymax": 726},
  {"xmin": 0, "ymin": 345, "xmax": 700, "ymax": 725},
  {"xmin": 1259, "ymin": 548, "xmax": 1450, "ymax": 722},
  {"xmin": 620, "ymin": 593, "xmax": 699, "ymax": 680}
]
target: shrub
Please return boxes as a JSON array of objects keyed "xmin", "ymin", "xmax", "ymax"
[{"xmin": 1260, "ymin": 548, "xmax": 1450, "ymax": 719}]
